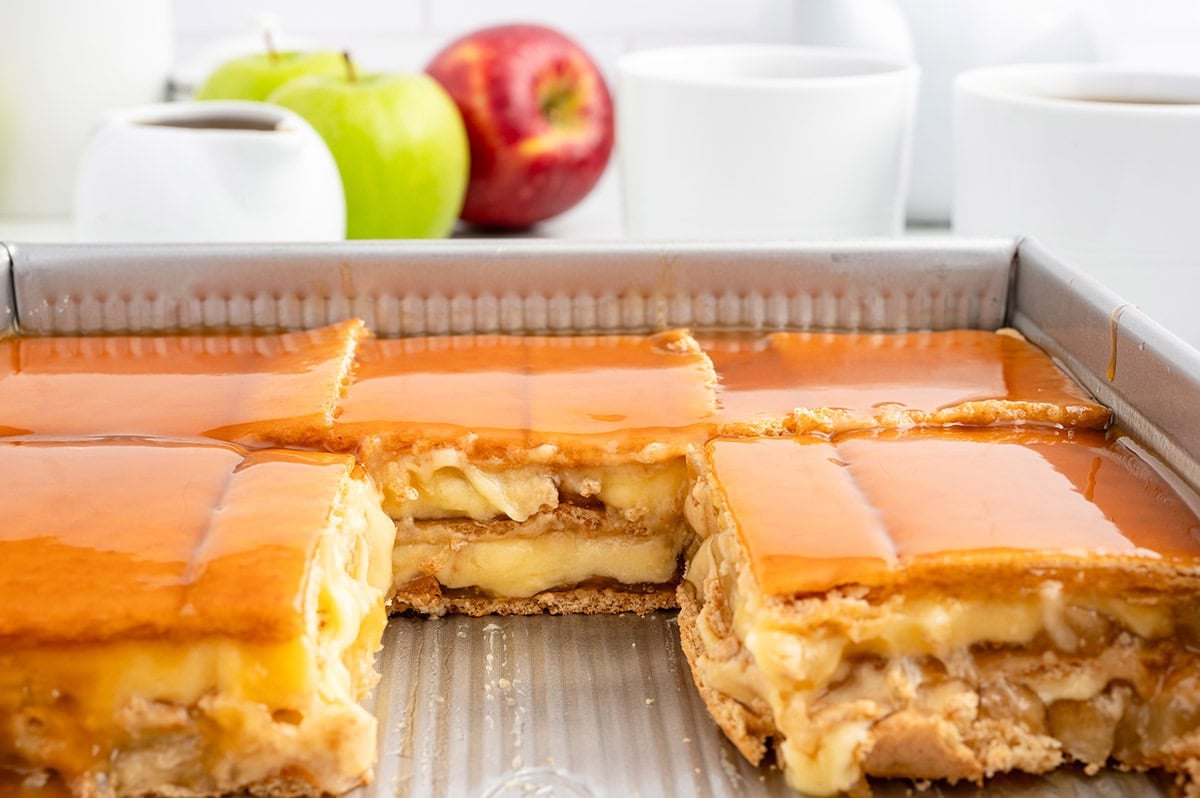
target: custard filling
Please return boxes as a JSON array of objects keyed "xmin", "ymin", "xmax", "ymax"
[
  {"xmin": 394, "ymin": 524, "xmax": 689, "ymax": 598},
  {"xmin": 0, "ymin": 476, "xmax": 396, "ymax": 793},
  {"xmin": 687, "ymin": 532, "xmax": 1193, "ymax": 796}
]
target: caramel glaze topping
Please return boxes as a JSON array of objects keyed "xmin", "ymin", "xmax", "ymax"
[
  {"xmin": 701, "ymin": 330, "xmax": 1108, "ymax": 427},
  {"xmin": 333, "ymin": 331, "xmax": 718, "ymax": 453},
  {"xmin": 0, "ymin": 440, "xmax": 357, "ymax": 647},
  {"xmin": 710, "ymin": 428, "xmax": 1200, "ymax": 596},
  {"xmin": 0, "ymin": 320, "xmax": 363, "ymax": 446}
]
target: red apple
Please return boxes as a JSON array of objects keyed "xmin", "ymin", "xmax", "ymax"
[{"xmin": 426, "ymin": 24, "xmax": 614, "ymax": 229}]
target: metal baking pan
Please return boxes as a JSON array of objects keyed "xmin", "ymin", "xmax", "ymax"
[
  {"xmin": 3, "ymin": 238, "xmax": 1196, "ymax": 798},
  {"xmin": 5, "ymin": 239, "xmax": 1009, "ymax": 336},
  {"xmin": 0, "ymin": 243, "xmax": 14, "ymax": 335}
]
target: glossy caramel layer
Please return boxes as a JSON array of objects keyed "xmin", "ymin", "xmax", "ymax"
[
  {"xmin": 709, "ymin": 428, "xmax": 1200, "ymax": 596},
  {"xmin": 701, "ymin": 330, "xmax": 1109, "ymax": 430},
  {"xmin": 0, "ymin": 440, "xmax": 359, "ymax": 647},
  {"xmin": 0, "ymin": 320, "xmax": 363, "ymax": 446},
  {"xmin": 334, "ymin": 330, "xmax": 717, "ymax": 453}
]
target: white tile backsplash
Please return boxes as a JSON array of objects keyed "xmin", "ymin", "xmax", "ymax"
[
  {"xmin": 171, "ymin": 0, "xmax": 797, "ymax": 86},
  {"xmin": 172, "ymin": 0, "xmax": 423, "ymax": 37},
  {"xmin": 426, "ymin": 0, "xmax": 793, "ymax": 38},
  {"xmin": 172, "ymin": 0, "xmax": 1200, "ymax": 82},
  {"xmin": 1086, "ymin": 0, "xmax": 1200, "ymax": 68}
]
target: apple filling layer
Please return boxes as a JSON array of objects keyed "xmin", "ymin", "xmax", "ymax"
[{"xmin": 683, "ymin": 531, "xmax": 1200, "ymax": 796}]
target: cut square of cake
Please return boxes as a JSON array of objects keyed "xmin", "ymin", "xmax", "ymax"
[
  {"xmin": 680, "ymin": 428, "xmax": 1200, "ymax": 795},
  {"xmin": 700, "ymin": 329, "xmax": 1110, "ymax": 436},
  {"xmin": 0, "ymin": 439, "xmax": 396, "ymax": 797},
  {"xmin": 331, "ymin": 329, "xmax": 718, "ymax": 616},
  {"xmin": 0, "ymin": 320, "xmax": 364, "ymax": 447}
]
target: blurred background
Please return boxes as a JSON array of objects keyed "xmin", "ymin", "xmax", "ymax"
[
  {"xmin": 172, "ymin": 0, "xmax": 1200, "ymax": 235},
  {"xmin": 170, "ymin": 0, "xmax": 1200, "ymax": 82},
  {"xmin": 4, "ymin": 0, "xmax": 1199, "ymax": 240}
]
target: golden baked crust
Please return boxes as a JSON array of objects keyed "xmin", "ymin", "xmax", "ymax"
[
  {"xmin": 676, "ymin": 581, "xmax": 772, "ymax": 765},
  {"xmin": 397, "ymin": 576, "xmax": 678, "ymax": 617}
]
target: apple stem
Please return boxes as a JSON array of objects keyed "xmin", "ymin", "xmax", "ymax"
[
  {"xmin": 539, "ymin": 80, "xmax": 578, "ymax": 126},
  {"xmin": 342, "ymin": 51, "xmax": 358, "ymax": 83},
  {"xmin": 263, "ymin": 28, "xmax": 279, "ymax": 65}
]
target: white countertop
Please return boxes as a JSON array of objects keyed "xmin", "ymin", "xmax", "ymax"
[{"xmin": 0, "ymin": 167, "xmax": 627, "ymax": 245}]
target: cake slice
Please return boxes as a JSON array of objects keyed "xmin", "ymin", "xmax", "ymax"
[
  {"xmin": 0, "ymin": 439, "xmax": 396, "ymax": 797},
  {"xmin": 332, "ymin": 329, "xmax": 718, "ymax": 615},
  {"xmin": 0, "ymin": 319, "xmax": 365, "ymax": 447},
  {"xmin": 680, "ymin": 428, "xmax": 1200, "ymax": 795},
  {"xmin": 701, "ymin": 329, "xmax": 1110, "ymax": 436}
]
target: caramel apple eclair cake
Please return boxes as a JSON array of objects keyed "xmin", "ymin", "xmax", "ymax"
[
  {"xmin": 679, "ymin": 427, "xmax": 1200, "ymax": 795},
  {"xmin": 0, "ymin": 439, "xmax": 395, "ymax": 797},
  {"xmin": 4, "ymin": 313, "xmax": 1198, "ymax": 798},
  {"xmin": 330, "ymin": 328, "xmax": 719, "ymax": 616}
]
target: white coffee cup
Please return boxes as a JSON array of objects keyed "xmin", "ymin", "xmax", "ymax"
[
  {"xmin": 789, "ymin": 0, "xmax": 1098, "ymax": 225},
  {"xmin": 74, "ymin": 101, "xmax": 346, "ymax": 242},
  {"xmin": 898, "ymin": 0, "xmax": 1096, "ymax": 224},
  {"xmin": 954, "ymin": 64, "xmax": 1200, "ymax": 347},
  {"xmin": 616, "ymin": 45, "xmax": 918, "ymax": 240}
]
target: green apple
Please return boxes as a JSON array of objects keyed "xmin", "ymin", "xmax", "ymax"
[
  {"xmin": 268, "ymin": 63, "xmax": 469, "ymax": 239},
  {"xmin": 195, "ymin": 50, "xmax": 345, "ymax": 101}
]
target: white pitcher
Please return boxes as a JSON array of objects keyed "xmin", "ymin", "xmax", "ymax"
[{"xmin": 74, "ymin": 102, "xmax": 346, "ymax": 242}]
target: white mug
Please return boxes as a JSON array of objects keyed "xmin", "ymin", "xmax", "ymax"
[
  {"xmin": 617, "ymin": 45, "xmax": 918, "ymax": 240},
  {"xmin": 74, "ymin": 101, "xmax": 346, "ymax": 242},
  {"xmin": 954, "ymin": 64, "xmax": 1200, "ymax": 347},
  {"xmin": 789, "ymin": 0, "xmax": 1097, "ymax": 224},
  {"xmin": 896, "ymin": 0, "xmax": 1096, "ymax": 223}
]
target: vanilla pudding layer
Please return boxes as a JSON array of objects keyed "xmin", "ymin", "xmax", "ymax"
[
  {"xmin": 392, "ymin": 503, "xmax": 691, "ymax": 609},
  {"xmin": 681, "ymin": 527, "xmax": 1200, "ymax": 797},
  {"xmin": 0, "ymin": 476, "xmax": 396, "ymax": 798}
]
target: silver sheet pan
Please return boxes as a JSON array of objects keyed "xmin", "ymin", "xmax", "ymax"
[
  {"xmin": 1012, "ymin": 238, "xmax": 1200, "ymax": 492},
  {"xmin": 371, "ymin": 614, "xmax": 1167, "ymax": 798},
  {"xmin": 0, "ymin": 242, "xmax": 13, "ymax": 335},
  {"xmin": 6, "ymin": 239, "xmax": 1011, "ymax": 335},
  {"xmin": 3, "ymin": 238, "xmax": 1194, "ymax": 798}
]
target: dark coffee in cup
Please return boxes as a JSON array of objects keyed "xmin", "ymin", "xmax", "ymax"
[{"xmin": 138, "ymin": 115, "xmax": 281, "ymax": 131}]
